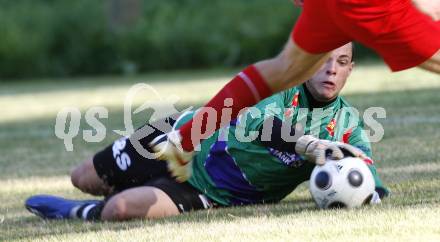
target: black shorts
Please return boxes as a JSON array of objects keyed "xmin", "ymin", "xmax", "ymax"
[{"xmin": 93, "ymin": 116, "xmax": 212, "ymax": 213}]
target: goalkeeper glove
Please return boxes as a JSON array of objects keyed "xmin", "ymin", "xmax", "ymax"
[
  {"xmin": 295, "ymin": 135, "xmax": 368, "ymax": 165},
  {"xmin": 370, "ymin": 190, "xmax": 382, "ymax": 204},
  {"xmin": 295, "ymin": 135, "xmax": 344, "ymax": 165},
  {"xmin": 150, "ymin": 131, "xmax": 194, "ymax": 182},
  {"xmin": 331, "ymin": 141, "xmax": 368, "ymax": 160}
]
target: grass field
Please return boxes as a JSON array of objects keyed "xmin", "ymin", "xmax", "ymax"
[{"xmin": 1, "ymin": 65, "xmax": 440, "ymax": 241}]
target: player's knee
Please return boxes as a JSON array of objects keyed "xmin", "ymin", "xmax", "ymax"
[
  {"xmin": 70, "ymin": 159, "xmax": 100, "ymax": 194},
  {"xmin": 70, "ymin": 165, "xmax": 83, "ymax": 190},
  {"xmin": 101, "ymin": 196, "xmax": 129, "ymax": 221}
]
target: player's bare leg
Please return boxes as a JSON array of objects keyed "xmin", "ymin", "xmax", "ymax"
[
  {"xmin": 412, "ymin": 0, "xmax": 440, "ymax": 21},
  {"xmin": 101, "ymin": 186, "xmax": 179, "ymax": 220},
  {"xmin": 255, "ymin": 36, "xmax": 330, "ymax": 92},
  {"xmin": 151, "ymin": 36, "xmax": 331, "ymax": 181},
  {"xmin": 419, "ymin": 50, "xmax": 440, "ymax": 73},
  {"xmin": 71, "ymin": 158, "xmax": 112, "ymax": 196}
]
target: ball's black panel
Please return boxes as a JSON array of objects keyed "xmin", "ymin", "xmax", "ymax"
[
  {"xmin": 362, "ymin": 194, "xmax": 373, "ymax": 205},
  {"xmin": 348, "ymin": 169, "xmax": 363, "ymax": 187},
  {"xmin": 324, "ymin": 149, "xmax": 333, "ymax": 158},
  {"xmin": 315, "ymin": 171, "xmax": 331, "ymax": 190},
  {"xmin": 327, "ymin": 201, "xmax": 346, "ymax": 209},
  {"xmin": 340, "ymin": 147, "xmax": 356, "ymax": 157}
]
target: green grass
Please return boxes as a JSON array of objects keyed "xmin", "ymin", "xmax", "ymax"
[{"xmin": 1, "ymin": 65, "xmax": 440, "ymax": 241}]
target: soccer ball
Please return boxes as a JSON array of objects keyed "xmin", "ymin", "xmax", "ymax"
[{"xmin": 309, "ymin": 157, "xmax": 375, "ymax": 209}]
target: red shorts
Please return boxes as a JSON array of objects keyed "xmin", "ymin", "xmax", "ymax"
[{"xmin": 293, "ymin": 0, "xmax": 440, "ymax": 71}]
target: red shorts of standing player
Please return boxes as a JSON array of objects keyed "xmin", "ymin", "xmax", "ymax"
[
  {"xmin": 294, "ymin": 0, "xmax": 440, "ymax": 72},
  {"xmin": 151, "ymin": 0, "xmax": 440, "ymax": 181}
]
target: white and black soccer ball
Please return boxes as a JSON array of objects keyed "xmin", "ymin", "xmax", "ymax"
[{"xmin": 309, "ymin": 157, "xmax": 375, "ymax": 209}]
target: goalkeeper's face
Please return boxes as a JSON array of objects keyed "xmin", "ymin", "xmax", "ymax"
[{"xmin": 306, "ymin": 43, "xmax": 354, "ymax": 102}]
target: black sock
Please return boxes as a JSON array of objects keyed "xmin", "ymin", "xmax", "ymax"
[
  {"xmin": 75, "ymin": 201, "xmax": 105, "ymax": 221},
  {"xmin": 73, "ymin": 190, "xmax": 121, "ymax": 220}
]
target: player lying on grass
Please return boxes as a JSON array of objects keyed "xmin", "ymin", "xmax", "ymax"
[
  {"xmin": 151, "ymin": 0, "xmax": 440, "ymax": 181},
  {"xmin": 26, "ymin": 43, "xmax": 388, "ymax": 221}
]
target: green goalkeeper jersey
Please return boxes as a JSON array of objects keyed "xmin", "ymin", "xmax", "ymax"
[{"xmin": 175, "ymin": 84, "xmax": 387, "ymax": 206}]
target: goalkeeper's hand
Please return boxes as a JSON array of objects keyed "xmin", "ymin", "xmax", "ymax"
[
  {"xmin": 370, "ymin": 190, "xmax": 382, "ymax": 205},
  {"xmin": 331, "ymin": 141, "xmax": 368, "ymax": 160},
  {"xmin": 150, "ymin": 131, "xmax": 194, "ymax": 182},
  {"xmin": 295, "ymin": 135, "xmax": 343, "ymax": 165},
  {"xmin": 295, "ymin": 135, "xmax": 368, "ymax": 165}
]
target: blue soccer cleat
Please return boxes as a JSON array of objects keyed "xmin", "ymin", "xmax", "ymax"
[{"xmin": 25, "ymin": 194, "xmax": 99, "ymax": 219}]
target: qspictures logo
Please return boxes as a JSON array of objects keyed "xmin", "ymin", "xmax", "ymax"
[
  {"xmin": 54, "ymin": 83, "xmax": 387, "ymax": 159},
  {"xmin": 54, "ymin": 83, "xmax": 190, "ymax": 160}
]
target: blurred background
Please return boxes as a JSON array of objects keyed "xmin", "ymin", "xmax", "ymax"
[
  {"xmin": 0, "ymin": 0, "xmax": 379, "ymax": 80},
  {"xmin": 2, "ymin": 1, "xmax": 440, "ymax": 240}
]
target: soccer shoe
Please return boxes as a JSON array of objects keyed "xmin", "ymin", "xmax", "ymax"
[
  {"xmin": 150, "ymin": 131, "xmax": 194, "ymax": 182},
  {"xmin": 25, "ymin": 195, "xmax": 99, "ymax": 219}
]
